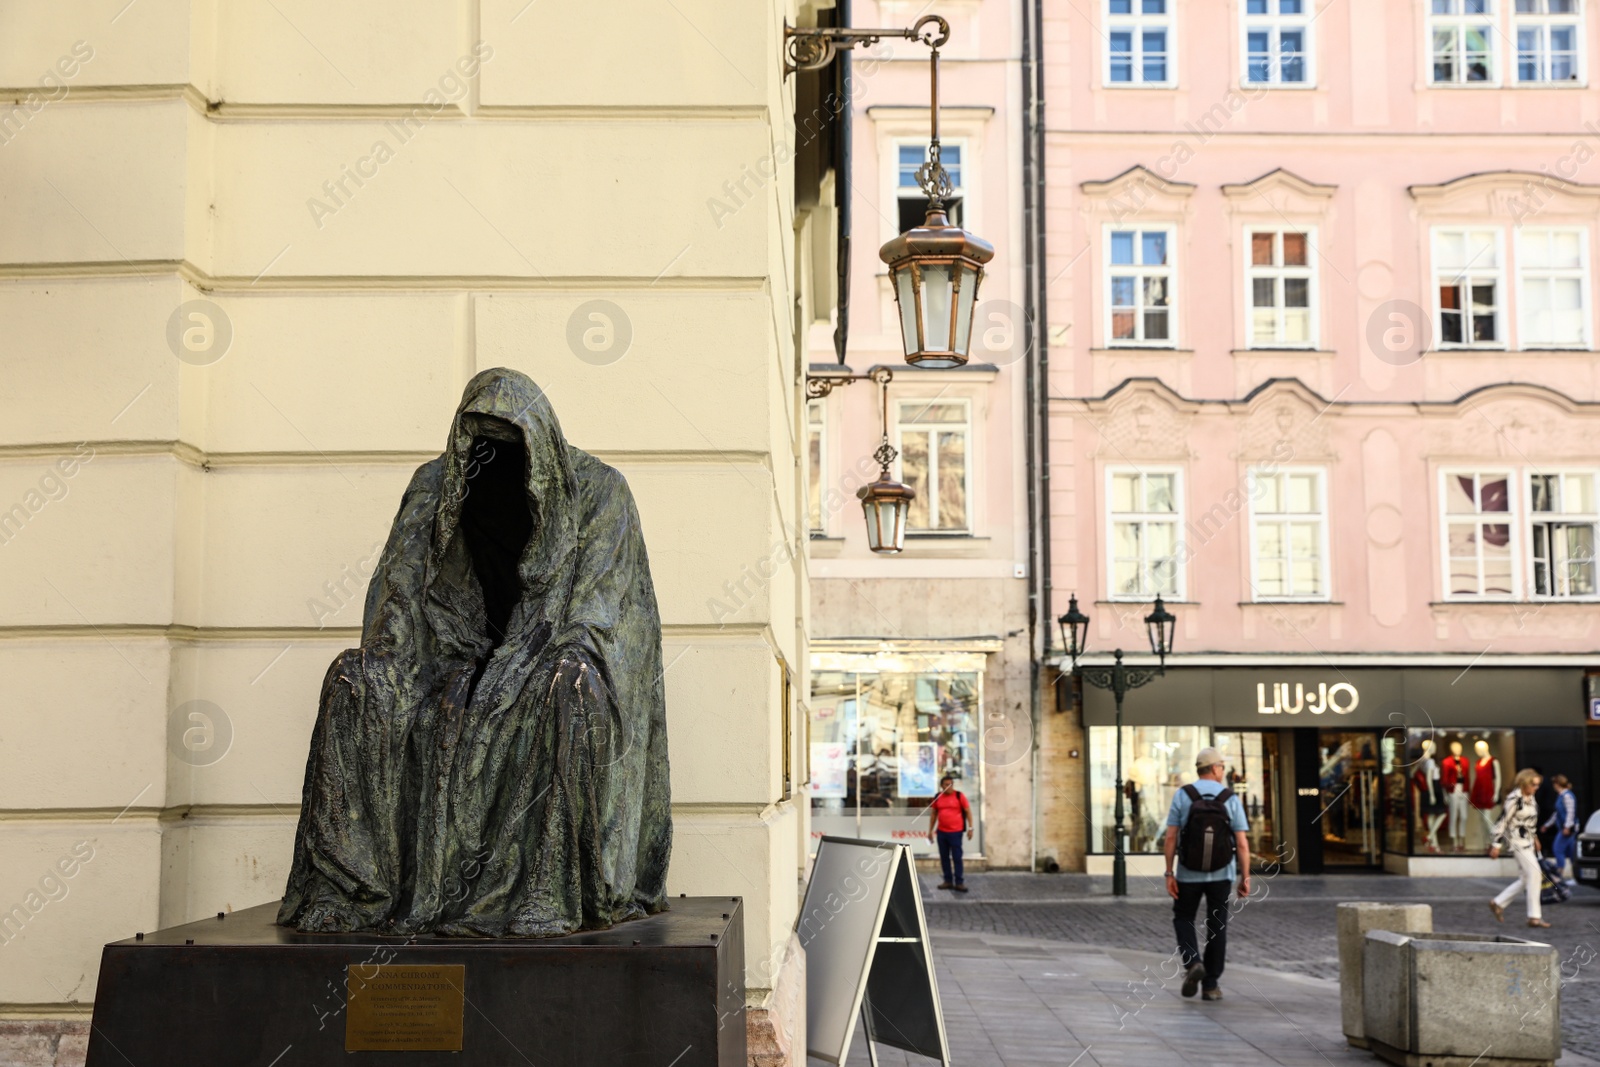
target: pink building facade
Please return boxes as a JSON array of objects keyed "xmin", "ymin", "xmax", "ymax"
[
  {"xmin": 804, "ymin": 2, "xmax": 1038, "ymax": 867},
  {"xmin": 1038, "ymin": 0, "xmax": 1600, "ymax": 875}
]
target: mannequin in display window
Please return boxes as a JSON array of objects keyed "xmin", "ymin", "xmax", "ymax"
[
  {"xmin": 1468, "ymin": 738, "xmax": 1502, "ymax": 842},
  {"xmin": 1441, "ymin": 739, "xmax": 1470, "ymax": 852},
  {"xmin": 1413, "ymin": 739, "xmax": 1447, "ymax": 852}
]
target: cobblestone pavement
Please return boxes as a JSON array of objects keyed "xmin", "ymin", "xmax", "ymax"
[
  {"xmin": 818, "ymin": 933, "xmax": 1386, "ymax": 1067},
  {"xmin": 811, "ymin": 925, "xmax": 1600, "ymax": 1067},
  {"xmin": 918, "ymin": 870, "xmax": 1600, "ymax": 1062}
]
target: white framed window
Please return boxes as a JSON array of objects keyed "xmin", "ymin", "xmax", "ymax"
[
  {"xmin": 1516, "ymin": 227, "xmax": 1590, "ymax": 348},
  {"xmin": 1528, "ymin": 471, "xmax": 1598, "ymax": 597},
  {"xmin": 1514, "ymin": 0, "xmax": 1584, "ymax": 83},
  {"xmin": 896, "ymin": 141, "xmax": 965, "ymax": 233},
  {"xmin": 1243, "ymin": 0, "xmax": 1313, "ymax": 85},
  {"xmin": 1247, "ymin": 468, "xmax": 1329, "ymax": 600},
  {"xmin": 1105, "ymin": 225, "xmax": 1176, "ymax": 347},
  {"xmin": 1429, "ymin": 0, "xmax": 1499, "ymax": 84},
  {"xmin": 1245, "ymin": 228, "xmax": 1317, "ymax": 347},
  {"xmin": 895, "ymin": 399, "xmax": 971, "ymax": 533},
  {"xmin": 1107, "ymin": 467, "xmax": 1183, "ymax": 598},
  {"xmin": 807, "ymin": 399, "xmax": 826, "ymax": 535},
  {"xmin": 1433, "ymin": 228, "xmax": 1505, "ymax": 347},
  {"xmin": 1442, "ymin": 470, "xmax": 1518, "ymax": 598},
  {"xmin": 1106, "ymin": 0, "xmax": 1174, "ymax": 86}
]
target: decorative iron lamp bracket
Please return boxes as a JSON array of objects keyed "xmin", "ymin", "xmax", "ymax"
[
  {"xmin": 807, "ymin": 368, "xmax": 914, "ymax": 554},
  {"xmin": 804, "ymin": 365, "xmax": 894, "ymax": 400},
  {"xmin": 783, "ymin": 15, "xmax": 950, "ymax": 76}
]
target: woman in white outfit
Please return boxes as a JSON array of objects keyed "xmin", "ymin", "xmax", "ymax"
[{"xmin": 1488, "ymin": 768, "xmax": 1550, "ymax": 929}]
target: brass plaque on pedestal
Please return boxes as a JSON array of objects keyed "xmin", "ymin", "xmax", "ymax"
[{"xmin": 345, "ymin": 964, "xmax": 466, "ymax": 1051}]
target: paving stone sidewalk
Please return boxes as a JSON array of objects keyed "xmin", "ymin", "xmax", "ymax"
[
  {"xmin": 922, "ymin": 871, "xmax": 1600, "ymax": 1060},
  {"xmin": 817, "ymin": 931, "xmax": 1600, "ymax": 1067},
  {"xmin": 807, "ymin": 871, "xmax": 1600, "ymax": 1066}
]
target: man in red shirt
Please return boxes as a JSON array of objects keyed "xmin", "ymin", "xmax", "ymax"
[{"xmin": 926, "ymin": 775, "xmax": 973, "ymax": 892}]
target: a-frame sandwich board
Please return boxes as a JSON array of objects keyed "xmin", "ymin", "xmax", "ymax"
[{"xmin": 797, "ymin": 836, "xmax": 951, "ymax": 1066}]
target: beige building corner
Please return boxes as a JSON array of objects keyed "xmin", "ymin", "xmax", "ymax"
[{"xmin": 0, "ymin": 1, "xmax": 822, "ymax": 1064}]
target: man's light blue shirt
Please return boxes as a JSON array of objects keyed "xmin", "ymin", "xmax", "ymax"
[{"xmin": 1166, "ymin": 778, "xmax": 1250, "ymax": 883}]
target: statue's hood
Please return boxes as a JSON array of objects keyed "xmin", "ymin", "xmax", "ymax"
[{"xmin": 428, "ymin": 368, "xmax": 578, "ymax": 593}]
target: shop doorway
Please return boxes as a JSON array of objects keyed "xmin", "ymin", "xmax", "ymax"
[{"xmin": 1317, "ymin": 730, "xmax": 1383, "ymax": 868}]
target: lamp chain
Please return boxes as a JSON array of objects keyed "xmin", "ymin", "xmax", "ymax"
[
  {"xmin": 872, "ymin": 367, "xmax": 897, "ymax": 471},
  {"xmin": 914, "ymin": 46, "xmax": 953, "ymax": 210}
]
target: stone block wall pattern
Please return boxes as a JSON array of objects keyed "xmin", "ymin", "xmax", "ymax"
[{"xmin": 0, "ymin": 1, "xmax": 815, "ymax": 1064}]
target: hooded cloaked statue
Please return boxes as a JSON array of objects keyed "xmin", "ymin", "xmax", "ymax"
[{"xmin": 278, "ymin": 368, "xmax": 672, "ymax": 937}]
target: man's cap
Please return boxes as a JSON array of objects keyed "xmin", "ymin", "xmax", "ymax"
[{"xmin": 1195, "ymin": 746, "xmax": 1224, "ymax": 770}]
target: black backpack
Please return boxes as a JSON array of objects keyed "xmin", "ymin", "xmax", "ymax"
[{"xmin": 1179, "ymin": 784, "xmax": 1237, "ymax": 873}]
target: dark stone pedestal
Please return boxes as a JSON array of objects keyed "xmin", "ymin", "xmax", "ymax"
[{"xmin": 85, "ymin": 897, "xmax": 745, "ymax": 1067}]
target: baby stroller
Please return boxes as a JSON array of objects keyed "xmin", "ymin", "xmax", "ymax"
[{"xmin": 1539, "ymin": 854, "xmax": 1573, "ymax": 907}]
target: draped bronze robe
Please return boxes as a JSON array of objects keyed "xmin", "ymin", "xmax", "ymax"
[{"xmin": 278, "ymin": 368, "xmax": 671, "ymax": 937}]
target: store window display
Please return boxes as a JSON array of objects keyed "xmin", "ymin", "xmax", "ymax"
[
  {"xmin": 1442, "ymin": 739, "xmax": 1471, "ymax": 851},
  {"xmin": 1470, "ymin": 737, "xmax": 1502, "ymax": 839},
  {"xmin": 1412, "ymin": 739, "xmax": 1447, "ymax": 852},
  {"xmin": 1383, "ymin": 733, "xmax": 1409, "ymax": 856},
  {"xmin": 1393, "ymin": 729, "xmax": 1517, "ymax": 855},
  {"xmin": 1088, "ymin": 726, "xmax": 1210, "ymax": 853},
  {"xmin": 808, "ymin": 652, "xmax": 986, "ymax": 857}
]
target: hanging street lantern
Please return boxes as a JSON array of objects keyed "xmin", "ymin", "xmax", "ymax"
[
  {"xmin": 881, "ymin": 204, "xmax": 995, "ymax": 369},
  {"xmin": 786, "ymin": 13, "xmax": 994, "ymax": 541},
  {"xmin": 878, "ymin": 33, "xmax": 994, "ymax": 368},
  {"xmin": 858, "ymin": 450, "xmax": 915, "ymax": 554},
  {"xmin": 805, "ymin": 367, "xmax": 916, "ymax": 554},
  {"xmin": 857, "ymin": 367, "xmax": 914, "ymax": 554}
]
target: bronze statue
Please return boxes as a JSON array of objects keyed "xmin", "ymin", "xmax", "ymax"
[{"xmin": 278, "ymin": 368, "xmax": 672, "ymax": 937}]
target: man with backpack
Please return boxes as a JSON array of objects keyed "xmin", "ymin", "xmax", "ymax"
[
  {"xmin": 1163, "ymin": 746, "xmax": 1251, "ymax": 1002},
  {"xmin": 926, "ymin": 775, "xmax": 973, "ymax": 892}
]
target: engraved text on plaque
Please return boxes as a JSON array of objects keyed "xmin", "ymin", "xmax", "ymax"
[{"xmin": 344, "ymin": 964, "xmax": 466, "ymax": 1051}]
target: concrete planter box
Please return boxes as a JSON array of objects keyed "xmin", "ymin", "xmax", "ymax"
[
  {"xmin": 1337, "ymin": 902, "xmax": 1432, "ymax": 1048},
  {"xmin": 1363, "ymin": 930, "xmax": 1560, "ymax": 1067}
]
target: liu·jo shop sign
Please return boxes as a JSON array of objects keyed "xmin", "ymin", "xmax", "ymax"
[{"xmin": 1256, "ymin": 681, "xmax": 1359, "ymax": 716}]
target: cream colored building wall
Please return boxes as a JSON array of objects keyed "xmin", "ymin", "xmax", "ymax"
[{"xmin": 0, "ymin": 0, "xmax": 810, "ymax": 1026}]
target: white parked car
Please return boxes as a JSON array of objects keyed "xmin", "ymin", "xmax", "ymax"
[{"xmin": 1578, "ymin": 809, "xmax": 1600, "ymax": 889}]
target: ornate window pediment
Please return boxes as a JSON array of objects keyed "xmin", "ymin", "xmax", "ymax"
[
  {"xmin": 1232, "ymin": 380, "xmax": 1335, "ymax": 462},
  {"xmin": 1423, "ymin": 384, "xmax": 1598, "ymax": 459},
  {"xmin": 1221, "ymin": 168, "xmax": 1337, "ymax": 217},
  {"xmin": 1080, "ymin": 165, "xmax": 1196, "ymax": 224},
  {"xmin": 1081, "ymin": 380, "xmax": 1197, "ymax": 460},
  {"xmin": 1408, "ymin": 171, "xmax": 1600, "ymax": 221}
]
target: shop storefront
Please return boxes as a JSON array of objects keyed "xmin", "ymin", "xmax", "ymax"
[
  {"xmin": 809, "ymin": 645, "xmax": 994, "ymax": 858},
  {"xmin": 1078, "ymin": 665, "xmax": 1589, "ymax": 875}
]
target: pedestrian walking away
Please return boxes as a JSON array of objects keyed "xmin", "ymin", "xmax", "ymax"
[
  {"xmin": 1164, "ymin": 746, "xmax": 1251, "ymax": 1002},
  {"xmin": 1541, "ymin": 773, "xmax": 1579, "ymax": 887},
  {"xmin": 1488, "ymin": 767, "xmax": 1550, "ymax": 929},
  {"xmin": 927, "ymin": 775, "xmax": 973, "ymax": 893}
]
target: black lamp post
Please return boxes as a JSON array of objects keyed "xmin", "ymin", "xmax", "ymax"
[{"xmin": 1058, "ymin": 593, "xmax": 1177, "ymax": 898}]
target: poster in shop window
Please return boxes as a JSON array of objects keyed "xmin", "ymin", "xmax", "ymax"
[
  {"xmin": 897, "ymin": 741, "xmax": 939, "ymax": 797},
  {"xmin": 810, "ymin": 743, "xmax": 850, "ymax": 798}
]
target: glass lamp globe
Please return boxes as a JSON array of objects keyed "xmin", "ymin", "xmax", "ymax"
[
  {"xmin": 857, "ymin": 472, "xmax": 915, "ymax": 554},
  {"xmin": 879, "ymin": 206, "xmax": 996, "ymax": 369}
]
